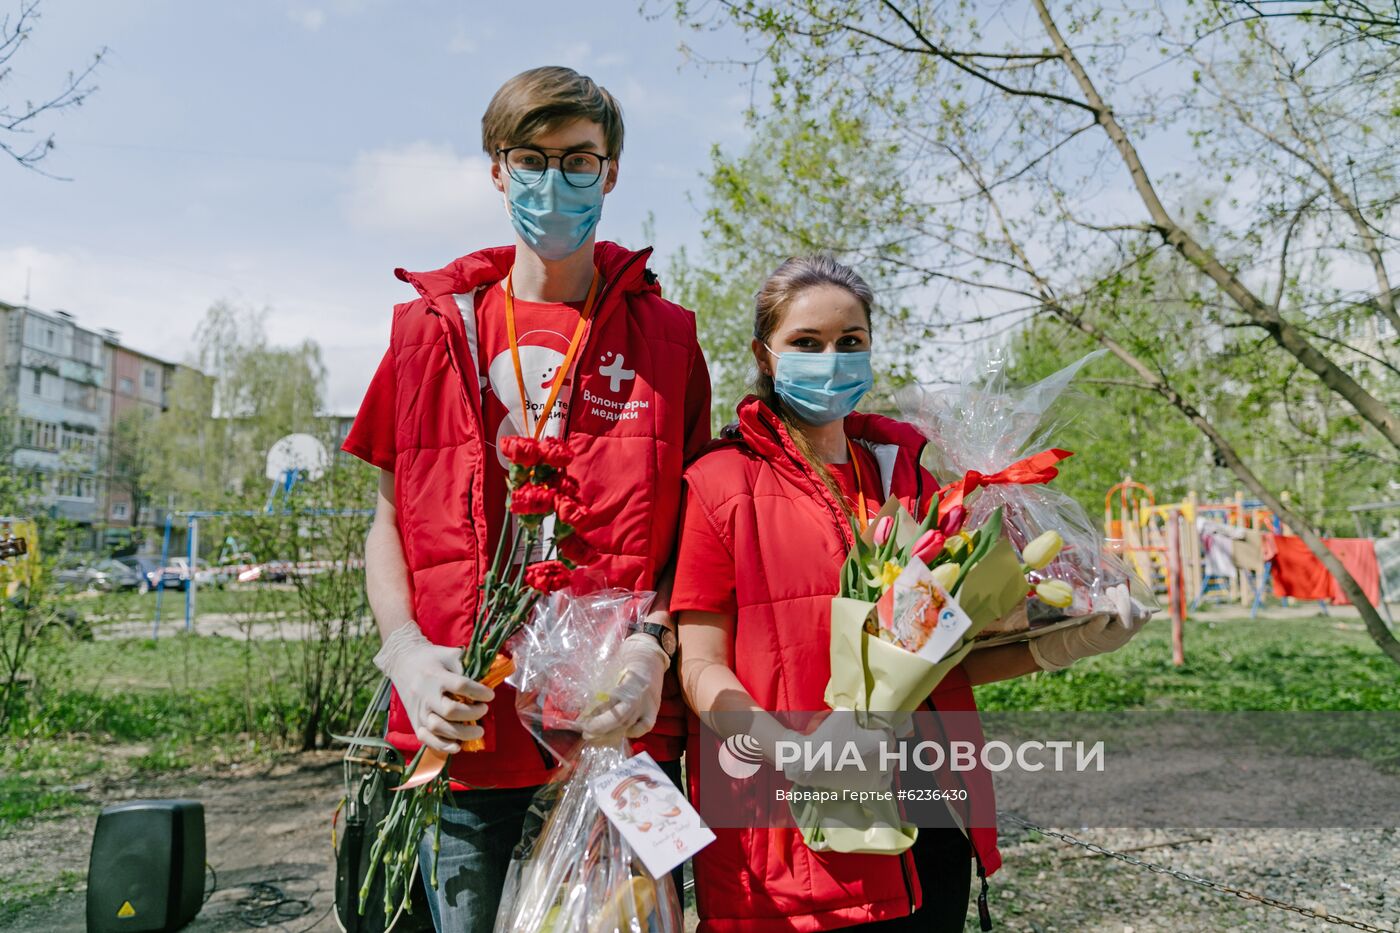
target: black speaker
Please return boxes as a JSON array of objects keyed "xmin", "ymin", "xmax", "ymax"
[{"xmin": 86, "ymin": 799, "xmax": 205, "ymax": 933}]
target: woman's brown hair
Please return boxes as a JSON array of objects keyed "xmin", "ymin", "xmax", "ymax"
[{"xmin": 753, "ymin": 255, "xmax": 875, "ymax": 518}]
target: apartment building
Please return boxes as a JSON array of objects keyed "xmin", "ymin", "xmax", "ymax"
[
  {"xmin": 0, "ymin": 301, "xmax": 181, "ymax": 543},
  {"xmin": 106, "ymin": 337, "xmax": 174, "ymax": 528},
  {"xmin": 0, "ymin": 302, "xmax": 110, "ymax": 529}
]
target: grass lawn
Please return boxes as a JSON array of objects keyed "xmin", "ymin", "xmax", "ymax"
[
  {"xmin": 2, "ymin": 613, "xmax": 1397, "ymax": 838},
  {"xmin": 974, "ymin": 614, "xmax": 1400, "ymax": 711},
  {"xmin": 57, "ymin": 584, "xmax": 303, "ymax": 625},
  {"xmin": 1, "ymin": 630, "xmax": 376, "ymax": 836}
]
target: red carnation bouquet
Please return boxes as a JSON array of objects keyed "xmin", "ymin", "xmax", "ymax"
[{"xmin": 359, "ymin": 435, "xmax": 600, "ymax": 921}]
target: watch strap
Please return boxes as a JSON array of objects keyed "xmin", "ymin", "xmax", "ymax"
[{"xmin": 628, "ymin": 620, "xmax": 676, "ymax": 658}]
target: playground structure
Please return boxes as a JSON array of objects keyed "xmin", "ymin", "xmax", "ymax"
[
  {"xmin": 1107, "ymin": 480, "xmax": 1280, "ymax": 611},
  {"xmin": 1106, "ymin": 477, "xmax": 1398, "ymax": 665},
  {"xmin": 1107, "ymin": 478, "xmax": 1284, "ymax": 666}
]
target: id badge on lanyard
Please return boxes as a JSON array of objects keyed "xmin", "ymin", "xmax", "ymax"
[{"xmin": 504, "ymin": 267, "xmax": 600, "ymax": 563}]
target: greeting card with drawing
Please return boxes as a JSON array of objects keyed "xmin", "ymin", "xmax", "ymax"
[{"xmin": 590, "ymin": 751, "xmax": 716, "ymax": 878}]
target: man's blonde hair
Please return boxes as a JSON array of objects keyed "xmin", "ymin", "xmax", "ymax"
[{"xmin": 481, "ymin": 66, "xmax": 624, "ymax": 159}]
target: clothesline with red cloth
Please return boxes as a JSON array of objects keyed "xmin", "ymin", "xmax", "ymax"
[{"xmin": 1269, "ymin": 534, "xmax": 1381, "ymax": 606}]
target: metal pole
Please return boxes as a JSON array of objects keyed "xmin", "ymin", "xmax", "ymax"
[
  {"xmin": 155, "ymin": 512, "xmax": 172, "ymax": 639},
  {"xmin": 186, "ymin": 515, "xmax": 198, "ymax": 633},
  {"xmin": 1167, "ymin": 509, "xmax": 1185, "ymax": 667}
]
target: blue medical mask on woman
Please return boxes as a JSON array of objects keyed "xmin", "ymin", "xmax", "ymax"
[
  {"xmin": 765, "ymin": 346, "xmax": 874, "ymax": 425},
  {"xmin": 506, "ymin": 167, "xmax": 604, "ymax": 261}
]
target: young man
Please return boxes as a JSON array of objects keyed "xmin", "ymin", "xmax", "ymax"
[{"xmin": 342, "ymin": 66, "xmax": 711, "ymax": 931}]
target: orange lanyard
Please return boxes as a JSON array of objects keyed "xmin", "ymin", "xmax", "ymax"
[
  {"xmin": 846, "ymin": 439, "xmax": 869, "ymax": 533},
  {"xmin": 504, "ymin": 268, "xmax": 600, "ymax": 440}
]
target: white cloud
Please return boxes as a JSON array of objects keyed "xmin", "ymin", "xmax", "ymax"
[
  {"xmin": 288, "ymin": 7, "xmax": 326, "ymax": 31},
  {"xmin": 342, "ymin": 141, "xmax": 509, "ymax": 239},
  {"xmin": 0, "ymin": 244, "xmax": 405, "ymax": 414}
]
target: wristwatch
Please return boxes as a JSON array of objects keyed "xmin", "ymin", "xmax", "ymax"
[{"xmin": 627, "ymin": 620, "xmax": 677, "ymax": 660}]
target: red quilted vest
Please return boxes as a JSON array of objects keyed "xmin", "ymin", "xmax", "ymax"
[
  {"xmin": 373, "ymin": 241, "xmax": 707, "ymax": 788},
  {"xmin": 682, "ymin": 396, "xmax": 1002, "ymax": 932}
]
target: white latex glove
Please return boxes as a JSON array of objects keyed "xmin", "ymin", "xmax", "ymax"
[
  {"xmin": 579, "ymin": 633, "xmax": 670, "ymax": 740},
  {"xmin": 780, "ymin": 709, "xmax": 895, "ymax": 794},
  {"xmin": 373, "ymin": 620, "xmax": 493, "ymax": 754},
  {"xmin": 1029, "ymin": 583, "xmax": 1154, "ymax": 672}
]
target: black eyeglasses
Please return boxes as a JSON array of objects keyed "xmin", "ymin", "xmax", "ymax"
[{"xmin": 497, "ymin": 147, "xmax": 610, "ymax": 188}]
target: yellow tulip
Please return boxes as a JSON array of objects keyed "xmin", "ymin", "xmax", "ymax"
[
  {"xmin": 863, "ymin": 560, "xmax": 905, "ymax": 593},
  {"xmin": 1022, "ymin": 531, "xmax": 1064, "ymax": 571},
  {"xmin": 930, "ymin": 562, "xmax": 960, "ymax": 592},
  {"xmin": 1035, "ymin": 579, "xmax": 1074, "ymax": 608},
  {"xmin": 945, "ymin": 532, "xmax": 974, "ymax": 556}
]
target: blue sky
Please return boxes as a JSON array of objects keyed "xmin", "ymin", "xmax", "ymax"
[{"xmin": 0, "ymin": 1, "xmax": 755, "ymax": 412}]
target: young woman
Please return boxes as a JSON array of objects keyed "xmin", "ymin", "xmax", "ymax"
[{"xmin": 671, "ymin": 255, "xmax": 1149, "ymax": 932}]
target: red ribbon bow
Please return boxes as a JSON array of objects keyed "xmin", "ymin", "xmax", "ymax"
[{"xmin": 936, "ymin": 448, "xmax": 1074, "ymax": 521}]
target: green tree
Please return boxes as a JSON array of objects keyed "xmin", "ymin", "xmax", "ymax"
[
  {"xmin": 108, "ymin": 407, "xmax": 156, "ymax": 531},
  {"xmin": 224, "ymin": 442, "xmax": 378, "ymax": 751},
  {"xmin": 671, "ymin": 0, "xmax": 1400, "ymax": 661},
  {"xmin": 145, "ymin": 301, "xmax": 327, "ymax": 509},
  {"xmin": 665, "ymin": 110, "xmax": 926, "ymax": 426}
]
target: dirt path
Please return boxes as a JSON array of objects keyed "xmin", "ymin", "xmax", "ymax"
[
  {"xmin": 0, "ymin": 752, "xmax": 349, "ymax": 932},
  {"xmin": 2, "ymin": 751, "xmax": 1395, "ymax": 932}
]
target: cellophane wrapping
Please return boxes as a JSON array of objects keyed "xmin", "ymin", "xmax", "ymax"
[
  {"xmin": 493, "ymin": 588, "xmax": 684, "ymax": 933},
  {"xmin": 897, "ymin": 350, "xmax": 1157, "ymax": 634}
]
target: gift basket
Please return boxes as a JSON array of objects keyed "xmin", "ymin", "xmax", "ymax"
[
  {"xmin": 492, "ymin": 589, "xmax": 685, "ymax": 933},
  {"xmin": 896, "ymin": 348, "xmax": 1157, "ymax": 645}
]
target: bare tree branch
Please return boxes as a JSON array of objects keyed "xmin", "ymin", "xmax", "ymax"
[
  {"xmin": 1029, "ymin": 0, "xmax": 1400, "ymax": 450},
  {"xmin": 953, "ymin": 129, "xmax": 1400, "ymax": 665},
  {"xmin": 0, "ymin": 0, "xmax": 106, "ymax": 176}
]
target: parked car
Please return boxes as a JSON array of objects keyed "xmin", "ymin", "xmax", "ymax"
[
  {"xmin": 53, "ymin": 557, "xmax": 142, "ymax": 592},
  {"xmin": 94, "ymin": 558, "xmax": 142, "ymax": 590},
  {"xmin": 115, "ymin": 555, "xmax": 170, "ymax": 593}
]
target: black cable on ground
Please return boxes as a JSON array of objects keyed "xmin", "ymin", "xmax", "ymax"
[
  {"xmin": 204, "ymin": 862, "xmax": 334, "ymax": 931},
  {"xmin": 236, "ymin": 880, "xmax": 314, "ymax": 928}
]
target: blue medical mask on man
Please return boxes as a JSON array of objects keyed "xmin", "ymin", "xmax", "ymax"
[
  {"xmin": 765, "ymin": 345, "xmax": 875, "ymax": 425},
  {"xmin": 505, "ymin": 167, "xmax": 605, "ymax": 262}
]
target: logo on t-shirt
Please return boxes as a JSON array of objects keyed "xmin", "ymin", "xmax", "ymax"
[{"xmin": 486, "ymin": 329, "xmax": 574, "ymax": 467}]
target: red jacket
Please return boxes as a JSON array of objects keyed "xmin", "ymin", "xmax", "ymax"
[
  {"xmin": 344, "ymin": 241, "xmax": 710, "ymax": 788},
  {"xmin": 680, "ymin": 396, "xmax": 1001, "ymax": 932}
]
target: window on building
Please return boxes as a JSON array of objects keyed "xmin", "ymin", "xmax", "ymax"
[
  {"xmin": 55, "ymin": 474, "xmax": 93, "ymax": 499},
  {"xmin": 61, "ymin": 433, "xmax": 95, "ymax": 456},
  {"xmin": 44, "ymin": 329, "xmax": 54, "ymax": 348},
  {"xmin": 30, "ymin": 369, "xmax": 40, "ymax": 395},
  {"xmin": 119, "ymin": 376, "xmax": 135, "ymax": 394},
  {"xmin": 143, "ymin": 368, "xmax": 156, "ymax": 389},
  {"xmin": 63, "ymin": 380, "xmax": 97, "ymax": 412},
  {"xmin": 73, "ymin": 331, "xmax": 95, "ymax": 364},
  {"xmin": 112, "ymin": 503, "xmax": 128, "ymax": 519}
]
